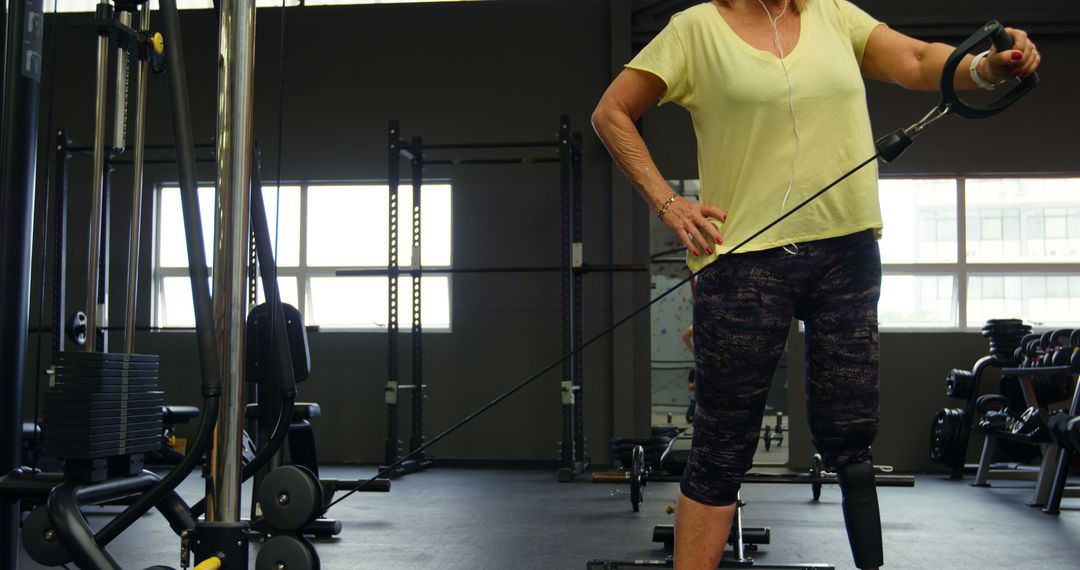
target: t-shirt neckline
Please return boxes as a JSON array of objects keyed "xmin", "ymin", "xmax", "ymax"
[{"xmin": 706, "ymin": 1, "xmax": 809, "ymax": 64}]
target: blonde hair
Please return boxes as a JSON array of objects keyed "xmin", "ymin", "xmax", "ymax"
[{"xmin": 717, "ymin": 0, "xmax": 807, "ymax": 12}]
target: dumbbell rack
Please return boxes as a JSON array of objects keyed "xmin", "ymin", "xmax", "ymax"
[
  {"xmin": 971, "ymin": 329, "xmax": 1080, "ymax": 512},
  {"xmin": 929, "ymin": 319, "xmax": 1031, "ymax": 479}
]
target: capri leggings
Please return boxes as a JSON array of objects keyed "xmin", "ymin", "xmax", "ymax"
[{"xmin": 682, "ymin": 229, "xmax": 881, "ymax": 506}]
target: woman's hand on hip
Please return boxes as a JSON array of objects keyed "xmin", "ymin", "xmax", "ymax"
[{"xmin": 661, "ymin": 196, "xmax": 727, "ymax": 257}]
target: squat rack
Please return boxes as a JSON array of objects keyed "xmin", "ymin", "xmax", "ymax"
[{"xmin": 339, "ymin": 116, "xmax": 645, "ymax": 481}]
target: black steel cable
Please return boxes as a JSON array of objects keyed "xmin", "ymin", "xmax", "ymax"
[
  {"xmin": 327, "ymin": 152, "xmax": 879, "ymax": 510},
  {"xmin": 30, "ymin": 0, "xmax": 62, "ymax": 471}
]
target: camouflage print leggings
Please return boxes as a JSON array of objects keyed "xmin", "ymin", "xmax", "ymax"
[{"xmin": 682, "ymin": 230, "xmax": 881, "ymax": 506}]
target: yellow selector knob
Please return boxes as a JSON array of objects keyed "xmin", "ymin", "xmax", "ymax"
[{"xmin": 151, "ymin": 32, "xmax": 164, "ymax": 56}]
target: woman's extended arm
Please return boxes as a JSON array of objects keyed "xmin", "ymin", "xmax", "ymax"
[{"xmin": 861, "ymin": 25, "xmax": 1040, "ymax": 92}]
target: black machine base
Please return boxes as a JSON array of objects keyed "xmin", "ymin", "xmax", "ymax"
[{"xmin": 191, "ymin": 521, "xmax": 249, "ymax": 569}]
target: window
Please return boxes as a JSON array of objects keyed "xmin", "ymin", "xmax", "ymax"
[
  {"xmin": 153, "ymin": 183, "xmax": 452, "ymax": 331},
  {"xmin": 879, "ymin": 177, "xmax": 1080, "ymax": 329},
  {"xmin": 47, "ymin": 0, "xmax": 299, "ymax": 11},
  {"xmin": 45, "ymin": 0, "xmax": 479, "ymax": 12}
]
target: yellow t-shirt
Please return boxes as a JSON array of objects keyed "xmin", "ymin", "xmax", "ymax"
[{"xmin": 627, "ymin": 0, "xmax": 885, "ymax": 272}]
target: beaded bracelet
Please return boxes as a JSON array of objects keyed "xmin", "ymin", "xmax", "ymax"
[{"xmin": 657, "ymin": 194, "xmax": 678, "ymax": 221}]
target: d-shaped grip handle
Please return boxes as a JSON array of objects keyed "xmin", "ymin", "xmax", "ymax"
[{"xmin": 940, "ymin": 21, "xmax": 1038, "ymax": 120}]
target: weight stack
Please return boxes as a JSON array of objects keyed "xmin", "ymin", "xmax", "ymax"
[{"xmin": 43, "ymin": 352, "xmax": 163, "ymax": 482}]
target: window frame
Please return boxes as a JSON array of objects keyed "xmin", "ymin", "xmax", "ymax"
[
  {"xmin": 151, "ymin": 180, "xmax": 454, "ymax": 332},
  {"xmin": 880, "ymin": 173, "xmax": 1080, "ymax": 332}
]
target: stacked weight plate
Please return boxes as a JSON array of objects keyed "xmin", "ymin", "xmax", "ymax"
[
  {"xmin": 43, "ymin": 352, "xmax": 163, "ymax": 464},
  {"xmin": 982, "ymin": 319, "xmax": 1031, "ymax": 360}
]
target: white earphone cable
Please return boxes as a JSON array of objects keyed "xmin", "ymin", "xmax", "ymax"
[{"xmin": 757, "ymin": 0, "xmax": 802, "ymax": 255}]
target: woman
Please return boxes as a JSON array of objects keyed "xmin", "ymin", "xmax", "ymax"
[{"xmin": 591, "ymin": 1, "xmax": 1040, "ymax": 569}]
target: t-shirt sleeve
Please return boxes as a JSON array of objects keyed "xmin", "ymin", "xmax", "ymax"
[
  {"xmin": 835, "ymin": 0, "xmax": 885, "ymax": 64},
  {"xmin": 625, "ymin": 17, "xmax": 692, "ymax": 106}
]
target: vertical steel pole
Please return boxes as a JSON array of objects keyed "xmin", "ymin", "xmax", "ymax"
[
  {"xmin": 385, "ymin": 120, "xmax": 401, "ymax": 468},
  {"xmin": 122, "ymin": 5, "xmax": 149, "ymax": 354},
  {"xmin": 53, "ymin": 132, "xmax": 70, "ymax": 354},
  {"xmin": 558, "ymin": 116, "xmax": 575, "ymax": 480},
  {"xmin": 84, "ymin": 1, "xmax": 112, "ymax": 352},
  {"xmin": 571, "ymin": 130, "xmax": 587, "ymax": 471},
  {"xmin": 208, "ymin": 0, "xmax": 256, "ymax": 523},
  {"xmin": 0, "ymin": 0, "xmax": 44, "ymax": 565},
  {"xmin": 409, "ymin": 137, "xmax": 424, "ymax": 456}
]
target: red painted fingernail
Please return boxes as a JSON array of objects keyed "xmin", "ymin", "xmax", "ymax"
[
  {"xmin": 1011, "ymin": 51, "xmax": 1022, "ymax": 60},
  {"xmin": 707, "ymin": 248, "xmax": 714, "ymax": 255},
  {"xmin": 692, "ymin": 249, "xmax": 700, "ymax": 256},
  {"xmin": 715, "ymin": 237, "xmax": 722, "ymax": 244},
  {"xmin": 1013, "ymin": 69, "xmax": 1022, "ymax": 76}
]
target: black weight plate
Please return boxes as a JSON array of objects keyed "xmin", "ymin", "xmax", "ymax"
[
  {"xmin": 44, "ymin": 401, "xmax": 164, "ymax": 413},
  {"xmin": 45, "ymin": 446, "xmax": 159, "ymax": 460},
  {"xmin": 810, "ymin": 454, "xmax": 823, "ymax": 501},
  {"xmin": 44, "ymin": 416, "xmax": 160, "ymax": 429},
  {"xmin": 630, "ymin": 445, "xmax": 645, "ymax": 513},
  {"xmin": 53, "ymin": 379, "xmax": 160, "ymax": 389},
  {"xmin": 55, "ymin": 365, "xmax": 160, "ymax": 376},
  {"xmin": 54, "ymin": 352, "xmax": 159, "ymax": 364},
  {"xmin": 45, "ymin": 435, "xmax": 161, "ymax": 452},
  {"xmin": 45, "ymin": 414, "xmax": 162, "ymax": 429},
  {"xmin": 46, "ymin": 391, "xmax": 164, "ymax": 403},
  {"xmin": 259, "ymin": 466, "xmax": 323, "ymax": 532},
  {"xmin": 43, "ymin": 404, "xmax": 163, "ymax": 418},
  {"xmin": 43, "ymin": 402, "xmax": 165, "ymax": 416},
  {"xmin": 256, "ymin": 535, "xmax": 317, "ymax": 570},
  {"xmin": 52, "ymin": 375, "xmax": 160, "ymax": 386},
  {"xmin": 49, "ymin": 382, "xmax": 161, "ymax": 394},
  {"xmin": 44, "ymin": 428, "xmax": 161, "ymax": 444},
  {"xmin": 21, "ymin": 507, "xmax": 74, "ymax": 566},
  {"xmin": 44, "ymin": 441, "xmax": 160, "ymax": 455},
  {"xmin": 45, "ymin": 437, "xmax": 160, "ymax": 457}
]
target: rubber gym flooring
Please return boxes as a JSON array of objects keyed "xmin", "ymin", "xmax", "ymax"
[{"xmin": 15, "ymin": 464, "xmax": 1080, "ymax": 569}]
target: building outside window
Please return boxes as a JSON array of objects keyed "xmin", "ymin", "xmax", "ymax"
[{"xmin": 152, "ymin": 183, "xmax": 452, "ymax": 331}]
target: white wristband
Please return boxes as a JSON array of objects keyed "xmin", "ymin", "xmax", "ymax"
[{"xmin": 970, "ymin": 50, "xmax": 1001, "ymax": 91}]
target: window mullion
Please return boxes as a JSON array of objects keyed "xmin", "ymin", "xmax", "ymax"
[
  {"xmin": 957, "ymin": 177, "xmax": 967, "ymax": 328},
  {"xmin": 299, "ymin": 184, "xmax": 310, "ymax": 320}
]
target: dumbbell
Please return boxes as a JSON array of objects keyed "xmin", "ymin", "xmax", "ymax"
[
  {"xmin": 1071, "ymin": 330, "xmax": 1080, "ymax": 369},
  {"xmin": 1049, "ymin": 329, "xmax": 1075, "ymax": 367},
  {"xmin": 976, "ymin": 394, "xmax": 1015, "ymax": 432},
  {"xmin": 1011, "ymin": 407, "xmax": 1052, "ymax": 442},
  {"xmin": 1048, "ymin": 414, "xmax": 1080, "ymax": 453}
]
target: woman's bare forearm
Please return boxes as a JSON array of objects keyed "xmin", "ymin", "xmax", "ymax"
[{"xmin": 592, "ymin": 105, "xmax": 675, "ymax": 213}]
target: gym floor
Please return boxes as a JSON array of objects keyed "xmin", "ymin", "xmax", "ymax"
[{"xmin": 16, "ymin": 466, "xmax": 1080, "ymax": 569}]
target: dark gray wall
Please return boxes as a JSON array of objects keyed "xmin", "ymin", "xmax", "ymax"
[
  {"xmin": 24, "ymin": 0, "xmax": 650, "ymax": 466},
  {"xmin": 21, "ymin": 0, "xmax": 1079, "ymax": 472},
  {"xmin": 640, "ymin": 2, "xmax": 1080, "ymax": 471}
]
